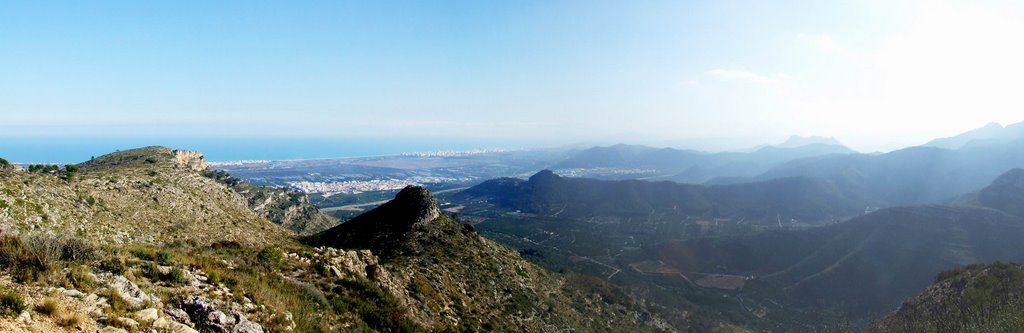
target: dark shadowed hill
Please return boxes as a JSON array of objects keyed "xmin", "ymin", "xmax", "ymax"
[
  {"xmin": 308, "ymin": 186, "xmax": 679, "ymax": 331},
  {"xmin": 459, "ymin": 170, "xmax": 868, "ymax": 223},
  {"xmin": 974, "ymin": 168, "xmax": 1024, "ymax": 217},
  {"xmin": 870, "ymin": 262, "xmax": 1024, "ymax": 332},
  {"xmin": 663, "ymin": 205, "xmax": 1024, "ymax": 317},
  {"xmin": 307, "ymin": 186, "xmax": 441, "ymax": 258}
]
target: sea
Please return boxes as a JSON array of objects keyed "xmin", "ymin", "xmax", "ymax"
[{"xmin": 0, "ymin": 136, "xmax": 535, "ymax": 163}]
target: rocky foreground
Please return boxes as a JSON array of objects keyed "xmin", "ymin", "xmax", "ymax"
[{"xmin": 0, "ymin": 147, "xmax": 677, "ymax": 332}]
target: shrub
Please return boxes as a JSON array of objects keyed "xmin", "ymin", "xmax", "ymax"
[
  {"xmin": 0, "ymin": 288, "xmax": 26, "ymax": 318},
  {"xmin": 66, "ymin": 265, "xmax": 97, "ymax": 291},
  {"xmin": 130, "ymin": 247, "xmax": 159, "ymax": 261},
  {"xmin": 104, "ymin": 289, "xmax": 128, "ymax": 315},
  {"xmin": 141, "ymin": 262, "xmax": 161, "ymax": 280},
  {"xmin": 156, "ymin": 250, "xmax": 172, "ymax": 265},
  {"xmin": 257, "ymin": 247, "xmax": 284, "ymax": 268},
  {"xmin": 57, "ymin": 313, "xmax": 83, "ymax": 328},
  {"xmin": 167, "ymin": 267, "xmax": 188, "ymax": 285},
  {"xmin": 0, "ymin": 234, "xmax": 96, "ymax": 282},
  {"xmin": 101, "ymin": 255, "xmax": 128, "ymax": 274},
  {"xmin": 35, "ymin": 298, "xmax": 60, "ymax": 316}
]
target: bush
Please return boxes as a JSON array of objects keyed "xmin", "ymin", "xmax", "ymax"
[
  {"xmin": 156, "ymin": 250, "xmax": 173, "ymax": 265},
  {"xmin": 104, "ymin": 289, "xmax": 128, "ymax": 315},
  {"xmin": 35, "ymin": 298, "xmax": 60, "ymax": 316},
  {"xmin": 167, "ymin": 267, "xmax": 188, "ymax": 285},
  {"xmin": 0, "ymin": 288, "xmax": 26, "ymax": 318},
  {"xmin": 66, "ymin": 265, "xmax": 97, "ymax": 291},
  {"xmin": 101, "ymin": 255, "xmax": 128, "ymax": 274},
  {"xmin": 0, "ymin": 234, "xmax": 97, "ymax": 282},
  {"xmin": 257, "ymin": 247, "xmax": 284, "ymax": 268},
  {"xmin": 142, "ymin": 262, "xmax": 162, "ymax": 280},
  {"xmin": 57, "ymin": 313, "xmax": 83, "ymax": 328}
]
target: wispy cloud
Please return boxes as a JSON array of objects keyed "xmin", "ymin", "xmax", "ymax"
[{"xmin": 706, "ymin": 68, "xmax": 785, "ymax": 86}]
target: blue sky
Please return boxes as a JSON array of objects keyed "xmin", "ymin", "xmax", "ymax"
[{"xmin": 3, "ymin": 0, "xmax": 1024, "ymax": 153}]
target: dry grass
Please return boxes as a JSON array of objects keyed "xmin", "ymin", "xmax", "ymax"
[
  {"xmin": 34, "ymin": 297, "xmax": 61, "ymax": 317},
  {"xmin": 57, "ymin": 313, "xmax": 84, "ymax": 328}
]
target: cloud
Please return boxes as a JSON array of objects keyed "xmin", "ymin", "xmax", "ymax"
[
  {"xmin": 706, "ymin": 68, "xmax": 785, "ymax": 86},
  {"xmin": 797, "ymin": 33, "xmax": 848, "ymax": 56}
]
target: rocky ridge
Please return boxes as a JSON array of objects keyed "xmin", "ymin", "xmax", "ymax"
[{"xmin": 311, "ymin": 186, "xmax": 676, "ymax": 331}]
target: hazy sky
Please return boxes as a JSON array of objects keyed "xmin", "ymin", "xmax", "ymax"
[{"xmin": 3, "ymin": 0, "xmax": 1023, "ymax": 152}]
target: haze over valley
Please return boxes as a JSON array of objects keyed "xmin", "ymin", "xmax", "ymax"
[{"xmin": 6, "ymin": 1, "xmax": 1024, "ymax": 332}]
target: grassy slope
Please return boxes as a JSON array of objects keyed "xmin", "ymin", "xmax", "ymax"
[{"xmin": 0, "ymin": 147, "xmax": 291, "ymax": 246}]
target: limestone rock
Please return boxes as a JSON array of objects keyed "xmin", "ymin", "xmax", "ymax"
[
  {"xmin": 173, "ymin": 150, "xmax": 208, "ymax": 171},
  {"xmin": 135, "ymin": 308, "xmax": 160, "ymax": 324}
]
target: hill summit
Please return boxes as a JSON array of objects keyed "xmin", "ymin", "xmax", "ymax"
[
  {"xmin": 976, "ymin": 168, "xmax": 1024, "ymax": 217},
  {"xmin": 308, "ymin": 186, "xmax": 440, "ymax": 257},
  {"xmin": 308, "ymin": 186, "xmax": 674, "ymax": 331}
]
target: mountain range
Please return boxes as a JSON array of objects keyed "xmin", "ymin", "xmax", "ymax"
[
  {"xmin": 553, "ymin": 138, "xmax": 856, "ymax": 183},
  {"xmin": 0, "ymin": 147, "xmax": 676, "ymax": 332},
  {"xmin": 924, "ymin": 121, "xmax": 1024, "ymax": 150},
  {"xmin": 451, "ymin": 165, "xmax": 1024, "ymax": 328}
]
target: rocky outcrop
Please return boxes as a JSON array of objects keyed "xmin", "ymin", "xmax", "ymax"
[
  {"xmin": 178, "ymin": 296, "xmax": 263, "ymax": 333},
  {"xmin": 308, "ymin": 186, "xmax": 440, "ymax": 258},
  {"xmin": 307, "ymin": 187, "xmax": 675, "ymax": 332},
  {"xmin": 173, "ymin": 150, "xmax": 208, "ymax": 171}
]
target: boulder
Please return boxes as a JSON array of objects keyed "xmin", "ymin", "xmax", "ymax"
[{"xmin": 135, "ymin": 308, "xmax": 160, "ymax": 324}]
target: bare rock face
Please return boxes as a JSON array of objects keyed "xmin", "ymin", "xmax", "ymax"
[
  {"xmin": 308, "ymin": 186, "xmax": 441, "ymax": 258},
  {"xmin": 173, "ymin": 150, "xmax": 209, "ymax": 171}
]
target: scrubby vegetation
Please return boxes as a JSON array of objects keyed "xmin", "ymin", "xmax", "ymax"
[
  {"xmin": 0, "ymin": 147, "xmax": 676, "ymax": 332},
  {"xmin": 872, "ymin": 262, "xmax": 1024, "ymax": 332},
  {"xmin": 0, "ymin": 288, "xmax": 26, "ymax": 318},
  {"xmin": 0, "ymin": 233, "xmax": 96, "ymax": 282}
]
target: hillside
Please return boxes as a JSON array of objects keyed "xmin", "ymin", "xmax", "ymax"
[
  {"xmin": 870, "ymin": 262, "xmax": 1024, "ymax": 332},
  {"xmin": 309, "ymin": 186, "xmax": 677, "ymax": 331},
  {"xmin": 757, "ymin": 206, "xmax": 1024, "ymax": 315},
  {"xmin": 0, "ymin": 147, "xmax": 690, "ymax": 332},
  {"xmin": 731, "ymin": 139, "xmax": 1024, "ymax": 205},
  {"xmin": 203, "ymin": 169, "xmax": 338, "ymax": 235},
  {"xmin": 925, "ymin": 121, "xmax": 1024, "ymax": 150},
  {"xmin": 459, "ymin": 170, "xmax": 867, "ymax": 223},
  {"xmin": 0, "ymin": 146, "xmax": 291, "ymax": 246},
  {"xmin": 451, "ymin": 169, "xmax": 1024, "ymax": 327},
  {"xmin": 974, "ymin": 168, "xmax": 1024, "ymax": 217},
  {"xmin": 657, "ymin": 205, "xmax": 1024, "ymax": 315},
  {"xmin": 552, "ymin": 142, "xmax": 855, "ymax": 183}
]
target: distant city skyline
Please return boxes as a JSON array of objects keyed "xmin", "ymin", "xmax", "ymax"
[{"xmin": 3, "ymin": 1, "xmax": 1024, "ymax": 154}]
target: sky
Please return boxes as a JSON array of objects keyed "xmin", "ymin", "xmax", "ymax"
[{"xmin": 3, "ymin": 0, "xmax": 1024, "ymax": 156}]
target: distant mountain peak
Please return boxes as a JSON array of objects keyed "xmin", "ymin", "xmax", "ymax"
[
  {"xmin": 777, "ymin": 135, "xmax": 844, "ymax": 148},
  {"xmin": 975, "ymin": 168, "xmax": 1024, "ymax": 217},
  {"xmin": 529, "ymin": 169, "xmax": 560, "ymax": 183},
  {"xmin": 925, "ymin": 120, "xmax": 1024, "ymax": 150},
  {"xmin": 991, "ymin": 168, "xmax": 1024, "ymax": 187}
]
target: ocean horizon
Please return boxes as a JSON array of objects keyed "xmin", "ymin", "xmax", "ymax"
[{"xmin": 0, "ymin": 136, "xmax": 538, "ymax": 163}]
